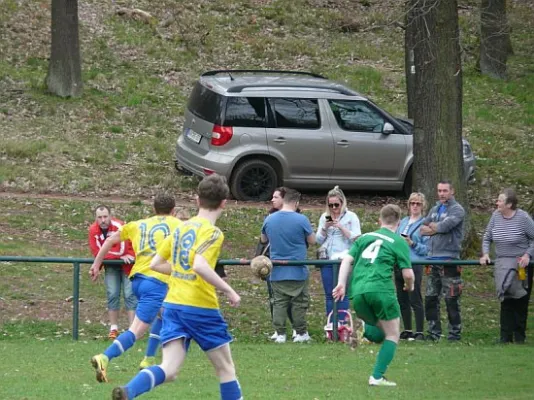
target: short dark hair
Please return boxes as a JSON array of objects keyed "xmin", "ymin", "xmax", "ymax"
[
  {"xmin": 502, "ymin": 188, "xmax": 518, "ymax": 210},
  {"xmin": 94, "ymin": 204, "xmax": 111, "ymax": 215},
  {"xmin": 282, "ymin": 188, "xmax": 301, "ymax": 204},
  {"xmin": 198, "ymin": 174, "xmax": 229, "ymax": 210},
  {"xmin": 275, "ymin": 186, "xmax": 287, "ymax": 198},
  {"xmin": 438, "ymin": 179, "xmax": 454, "ymax": 189},
  {"xmin": 154, "ymin": 192, "xmax": 176, "ymax": 215}
]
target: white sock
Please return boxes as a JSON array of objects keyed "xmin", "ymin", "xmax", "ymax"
[{"xmin": 110, "ymin": 324, "xmax": 118, "ymax": 331}]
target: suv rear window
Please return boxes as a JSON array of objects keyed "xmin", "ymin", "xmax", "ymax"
[
  {"xmin": 224, "ymin": 97, "xmax": 266, "ymax": 127},
  {"xmin": 187, "ymin": 82, "xmax": 225, "ymax": 124}
]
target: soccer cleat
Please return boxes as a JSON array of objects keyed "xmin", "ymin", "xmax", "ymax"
[
  {"xmin": 139, "ymin": 356, "xmax": 156, "ymax": 370},
  {"xmin": 111, "ymin": 386, "xmax": 128, "ymax": 400},
  {"xmin": 369, "ymin": 376, "xmax": 397, "ymax": 387},
  {"xmin": 293, "ymin": 332, "xmax": 311, "ymax": 343},
  {"xmin": 91, "ymin": 354, "xmax": 109, "ymax": 383},
  {"xmin": 274, "ymin": 334, "xmax": 286, "ymax": 344},
  {"xmin": 348, "ymin": 317, "xmax": 365, "ymax": 350},
  {"xmin": 108, "ymin": 329, "xmax": 119, "ymax": 340}
]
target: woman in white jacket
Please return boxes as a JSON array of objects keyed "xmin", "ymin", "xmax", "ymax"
[{"xmin": 316, "ymin": 186, "xmax": 361, "ymax": 323}]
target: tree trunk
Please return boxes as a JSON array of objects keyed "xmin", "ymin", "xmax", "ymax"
[
  {"xmin": 46, "ymin": 0, "xmax": 83, "ymax": 97},
  {"xmin": 404, "ymin": 1, "xmax": 417, "ymax": 119},
  {"xmin": 410, "ymin": 0, "xmax": 466, "ymax": 208},
  {"xmin": 479, "ymin": 0, "xmax": 509, "ymax": 79}
]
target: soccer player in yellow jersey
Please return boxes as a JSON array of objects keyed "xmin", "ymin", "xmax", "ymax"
[
  {"xmin": 89, "ymin": 193, "xmax": 182, "ymax": 383},
  {"xmin": 112, "ymin": 174, "xmax": 243, "ymax": 400}
]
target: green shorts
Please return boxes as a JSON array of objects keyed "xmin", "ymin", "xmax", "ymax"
[{"xmin": 352, "ymin": 292, "xmax": 400, "ymax": 325}]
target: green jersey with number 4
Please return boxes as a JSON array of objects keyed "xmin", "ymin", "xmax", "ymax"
[{"xmin": 349, "ymin": 227, "xmax": 412, "ymax": 295}]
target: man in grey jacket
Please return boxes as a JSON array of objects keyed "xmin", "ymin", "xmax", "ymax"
[{"xmin": 420, "ymin": 180, "xmax": 465, "ymax": 341}]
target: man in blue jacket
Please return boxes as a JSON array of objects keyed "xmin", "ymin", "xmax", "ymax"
[{"xmin": 421, "ymin": 180, "xmax": 465, "ymax": 341}]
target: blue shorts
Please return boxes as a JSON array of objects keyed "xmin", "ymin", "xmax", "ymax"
[
  {"xmin": 160, "ymin": 305, "xmax": 232, "ymax": 352},
  {"xmin": 131, "ymin": 275, "xmax": 168, "ymax": 324}
]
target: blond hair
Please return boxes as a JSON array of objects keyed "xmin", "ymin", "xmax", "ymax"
[
  {"xmin": 407, "ymin": 192, "xmax": 427, "ymax": 213},
  {"xmin": 325, "ymin": 186, "xmax": 347, "ymax": 216}
]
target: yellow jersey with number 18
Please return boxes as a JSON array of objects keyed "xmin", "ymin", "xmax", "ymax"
[
  {"xmin": 120, "ymin": 215, "xmax": 182, "ymax": 284},
  {"xmin": 158, "ymin": 216, "xmax": 224, "ymax": 309}
]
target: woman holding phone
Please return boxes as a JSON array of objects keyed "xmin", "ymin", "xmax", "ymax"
[
  {"xmin": 316, "ymin": 186, "xmax": 361, "ymax": 324},
  {"xmin": 395, "ymin": 192, "xmax": 429, "ymax": 340}
]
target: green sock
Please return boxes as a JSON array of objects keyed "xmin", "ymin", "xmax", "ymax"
[
  {"xmin": 372, "ymin": 340, "xmax": 397, "ymax": 379},
  {"xmin": 364, "ymin": 324, "xmax": 385, "ymax": 343}
]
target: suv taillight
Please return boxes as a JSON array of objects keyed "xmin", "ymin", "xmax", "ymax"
[{"xmin": 211, "ymin": 125, "xmax": 233, "ymax": 146}]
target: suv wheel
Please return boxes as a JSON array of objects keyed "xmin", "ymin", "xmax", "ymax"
[{"xmin": 230, "ymin": 159, "xmax": 279, "ymax": 201}]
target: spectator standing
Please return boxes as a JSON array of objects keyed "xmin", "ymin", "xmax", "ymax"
[
  {"xmin": 261, "ymin": 188, "xmax": 316, "ymax": 343},
  {"xmin": 316, "ymin": 186, "xmax": 361, "ymax": 324},
  {"xmin": 480, "ymin": 188, "xmax": 534, "ymax": 344},
  {"xmin": 254, "ymin": 187, "xmax": 296, "ymax": 339},
  {"xmin": 420, "ymin": 180, "xmax": 465, "ymax": 341},
  {"xmin": 395, "ymin": 192, "xmax": 428, "ymax": 341},
  {"xmin": 88, "ymin": 205, "xmax": 137, "ymax": 339}
]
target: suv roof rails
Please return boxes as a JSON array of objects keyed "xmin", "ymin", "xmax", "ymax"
[
  {"xmin": 201, "ymin": 70, "xmax": 327, "ymax": 79},
  {"xmin": 226, "ymin": 83, "xmax": 359, "ymax": 96}
]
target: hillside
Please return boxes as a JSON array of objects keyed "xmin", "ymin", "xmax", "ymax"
[{"xmin": 0, "ymin": 0, "xmax": 533, "ymax": 206}]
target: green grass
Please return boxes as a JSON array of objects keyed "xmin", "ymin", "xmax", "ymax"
[
  {"xmin": 0, "ymin": 340, "xmax": 532, "ymax": 399},
  {"xmin": 1, "ymin": 0, "xmax": 531, "ymax": 201}
]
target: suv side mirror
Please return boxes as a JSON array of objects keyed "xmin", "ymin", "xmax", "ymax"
[{"xmin": 382, "ymin": 122, "xmax": 394, "ymax": 135}]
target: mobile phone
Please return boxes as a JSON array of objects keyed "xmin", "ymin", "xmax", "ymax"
[
  {"xmin": 325, "ymin": 216, "xmax": 333, "ymax": 222},
  {"xmin": 401, "ymin": 233, "xmax": 408, "ymax": 238}
]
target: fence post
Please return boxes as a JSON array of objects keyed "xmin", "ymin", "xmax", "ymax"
[
  {"xmin": 72, "ymin": 262, "xmax": 80, "ymax": 340},
  {"xmin": 332, "ymin": 263, "xmax": 339, "ymax": 341}
]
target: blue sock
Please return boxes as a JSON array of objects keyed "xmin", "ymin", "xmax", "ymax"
[
  {"xmin": 125, "ymin": 365, "xmax": 166, "ymax": 399},
  {"xmin": 220, "ymin": 380, "xmax": 242, "ymax": 400},
  {"xmin": 145, "ymin": 317, "xmax": 162, "ymax": 357},
  {"xmin": 104, "ymin": 330, "xmax": 136, "ymax": 360}
]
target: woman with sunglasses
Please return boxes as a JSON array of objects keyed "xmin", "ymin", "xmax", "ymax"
[
  {"xmin": 316, "ymin": 186, "xmax": 361, "ymax": 325},
  {"xmin": 395, "ymin": 192, "xmax": 429, "ymax": 341}
]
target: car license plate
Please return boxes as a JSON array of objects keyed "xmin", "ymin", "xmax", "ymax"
[{"xmin": 186, "ymin": 129, "xmax": 202, "ymax": 144}]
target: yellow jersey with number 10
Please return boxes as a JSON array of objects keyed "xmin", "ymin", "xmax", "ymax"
[
  {"xmin": 120, "ymin": 215, "xmax": 182, "ymax": 284},
  {"xmin": 158, "ymin": 216, "xmax": 224, "ymax": 309}
]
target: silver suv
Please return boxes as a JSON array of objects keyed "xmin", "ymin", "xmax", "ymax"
[{"xmin": 175, "ymin": 70, "xmax": 476, "ymax": 201}]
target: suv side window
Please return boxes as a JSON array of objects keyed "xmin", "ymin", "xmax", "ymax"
[
  {"xmin": 328, "ymin": 100, "xmax": 385, "ymax": 133},
  {"xmin": 268, "ymin": 98, "xmax": 320, "ymax": 129},
  {"xmin": 224, "ymin": 97, "xmax": 266, "ymax": 127}
]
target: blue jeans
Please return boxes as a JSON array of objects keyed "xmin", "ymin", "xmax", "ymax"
[
  {"xmin": 321, "ymin": 265, "xmax": 349, "ymax": 320},
  {"xmin": 104, "ymin": 266, "xmax": 137, "ymax": 311}
]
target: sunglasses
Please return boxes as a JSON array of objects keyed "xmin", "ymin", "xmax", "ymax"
[
  {"xmin": 328, "ymin": 203, "xmax": 341, "ymax": 208},
  {"xmin": 410, "ymin": 202, "xmax": 422, "ymax": 206}
]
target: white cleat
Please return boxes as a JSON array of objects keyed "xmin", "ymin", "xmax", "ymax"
[{"xmin": 369, "ymin": 376, "xmax": 397, "ymax": 387}]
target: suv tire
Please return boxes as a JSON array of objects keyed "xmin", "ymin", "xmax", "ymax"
[{"xmin": 230, "ymin": 159, "xmax": 279, "ymax": 201}]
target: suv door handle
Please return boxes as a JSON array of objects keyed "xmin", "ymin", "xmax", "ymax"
[
  {"xmin": 274, "ymin": 137, "xmax": 286, "ymax": 143},
  {"xmin": 336, "ymin": 140, "xmax": 349, "ymax": 146}
]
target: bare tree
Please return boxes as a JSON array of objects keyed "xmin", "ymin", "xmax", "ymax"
[
  {"xmin": 409, "ymin": 0, "xmax": 466, "ymax": 206},
  {"xmin": 46, "ymin": 0, "xmax": 82, "ymax": 97},
  {"xmin": 479, "ymin": 0, "xmax": 510, "ymax": 79}
]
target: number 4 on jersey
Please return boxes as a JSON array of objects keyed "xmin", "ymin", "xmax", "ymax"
[{"xmin": 361, "ymin": 239, "xmax": 383, "ymax": 263}]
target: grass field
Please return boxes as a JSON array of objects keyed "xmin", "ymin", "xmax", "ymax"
[{"xmin": 0, "ymin": 340, "xmax": 532, "ymax": 399}]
